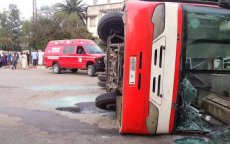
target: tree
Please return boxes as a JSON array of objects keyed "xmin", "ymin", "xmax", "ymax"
[
  {"xmin": 0, "ymin": 37, "xmax": 13, "ymax": 51},
  {"xmin": 17, "ymin": 21, "xmax": 32, "ymax": 49},
  {"xmin": 0, "ymin": 3, "xmax": 94, "ymax": 51},
  {"xmin": 8, "ymin": 4, "xmax": 22, "ymax": 37},
  {"xmin": 29, "ymin": 5, "xmax": 94, "ymax": 51},
  {"xmin": 55, "ymin": 0, "xmax": 87, "ymax": 26},
  {"xmin": 0, "ymin": 4, "xmax": 22, "ymax": 51}
]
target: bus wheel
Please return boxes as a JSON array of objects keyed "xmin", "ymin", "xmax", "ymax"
[
  {"xmin": 97, "ymin": 12, "xmax": 124, "ymax": 44},
  {"xmin": 98, "ymin": 81, "xmax": 106, "ymax": 88},
  {"xmin": 95, "ymin": 92, "xmax": 119, "ymax": 111},
  {"xmin": 98, "ymin": 74, "xmax": 106, "ymax": 82}
]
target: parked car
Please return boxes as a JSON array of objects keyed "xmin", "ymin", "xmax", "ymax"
[{"xmin": 44, "ymin": 39, "xmax": 105, "ymax": 76}]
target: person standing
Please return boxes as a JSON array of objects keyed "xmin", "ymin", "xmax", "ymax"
[
  {"xmin": 18, "ymin": 52, "xmax": 22, "ymax": 69},
  {"xmin": 2, "ymin": 53, "xmax": 7, "ymax": 66},
  {"xmin": 32, "ymin": 50, "xmax": 38, "ymax": 66},
  {"xmin": 12, "ymin": 53, "xmax": 18, "ymax": 70},
  {"xmin": 0, "ymin": 53, "xmax": 2, "ymax": 68},
  {"xmin": 38, "ymin": 50, "xmax": 44, "ymax": 65},
  {"xmin": 7, "ymin": 52, "xmax": 12, "ymax": 65},
  {"xmin": 26, "ymin": 52, "xmax": 30, "ymax": 66},
  {"xmin": 21, "ymin": 52, "xmax": 28, "ymax": 70}
]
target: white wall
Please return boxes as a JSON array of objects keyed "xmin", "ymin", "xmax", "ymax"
[{"xmin": 87, "ymin": 2, "xmax": 123, "ymax": 37}]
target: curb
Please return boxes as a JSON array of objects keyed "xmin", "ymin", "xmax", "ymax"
[{"xmin": 0, "ymin": 65, "xmax": 46, "ymax": 69}]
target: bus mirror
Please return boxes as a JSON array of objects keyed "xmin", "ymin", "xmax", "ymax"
[{"xmin": 219, "ymin": 21, "xmax": 230, "ymax": 32}]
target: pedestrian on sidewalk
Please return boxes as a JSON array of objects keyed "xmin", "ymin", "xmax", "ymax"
[
  {"xmin": 26, "ymin": 52, "xmax": 30, "ymax": 67},
  {"xmin": 2, "ymin": 52, "xmax": 7, "ymax": 66},
  {"xmin": 32, "ymin": 50, "xmax": 38, "ymax": 66},
  {"xmin": 0, "ymin": 53, "xmax": 2, "ymax": 68},
  {"xmin": 21, "ymin": 52, "xmax": 28, "ymax": 70},
  {"xmin": 7, "ymin": 52, "xmax": 12, "ymax": 65},
  {"xmin": 12, "ymin": 53, "xmax": 19, "ymax": 70},
  {"xmin": 18, "ymin": 52, "xmax": 22, "ymax": 69},
  {"xmin": 38, "ymin": 50, "xmax": 44, "ymax": 65}
]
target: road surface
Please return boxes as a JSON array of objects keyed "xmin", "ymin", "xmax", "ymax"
[{"xmin": 0, "ymin": 67, "xmax": 228, "ymax": 144}]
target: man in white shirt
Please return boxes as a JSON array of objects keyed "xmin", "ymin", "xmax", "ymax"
[
  {"xmin": 32, "ymin": 50, "xmax": 38, "ymax": 66},
  {"xmin": 38, "ymin": 50, "xmax": 44, "ymax": 65}
]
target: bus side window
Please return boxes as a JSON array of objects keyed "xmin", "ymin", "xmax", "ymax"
[{"xmin": 152, "ymin": 4, "xmax": 165, "ymax": 40}]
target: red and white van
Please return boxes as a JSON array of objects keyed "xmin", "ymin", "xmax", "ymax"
[{"xmin": 44, "ymin": 39, "xmax": 105, "ymax": 76}]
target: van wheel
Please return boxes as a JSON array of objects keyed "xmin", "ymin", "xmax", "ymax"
[
  {"xmin": 71, "ymin": 69, "xmax": 78, "ymax": 73},
  {"xmin": 95, "ymin": 92, "xmax": 119, "ymax": 111},
  {"xmin": 87, "ymin": 65, "xmax": 96, "ymax": 77},
  {"xmin": 53, "ymin": 63, "xmax": 61, "ymax": 74}
]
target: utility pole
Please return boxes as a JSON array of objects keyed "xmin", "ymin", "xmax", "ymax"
[
  {"xmin": 33, "ymin": 0, "xmax": 37, "ymax": 23},
  {"xmin": 31, "ymin": 0, "xmax": 37, "ymax": 52}
]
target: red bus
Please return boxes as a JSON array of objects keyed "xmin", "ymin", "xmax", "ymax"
[{"xmin": 96, "ymin": 0, "xmax": 230, "ymax": 135}]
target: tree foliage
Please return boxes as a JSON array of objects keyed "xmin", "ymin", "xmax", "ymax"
[
  {"xmin": 0, "ymin": 4, "xmax": 22, "ymax": 51},
  {"xmin": 30, "ymin": 5, "xmax": 94, "ymax": 50},
  {"xmin": 55, "ymin": 0, "xmax": 87, "ymax": 26},
  {"xmin": 0, "ymin": 2, "xmax": 94, "ymax": 51}
]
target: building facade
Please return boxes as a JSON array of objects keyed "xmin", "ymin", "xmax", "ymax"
[{"xmin": 87, "ymin": 2, "xmax": 123, "ymax": 37}]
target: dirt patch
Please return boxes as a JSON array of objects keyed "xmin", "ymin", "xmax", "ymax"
[
  {"xmin": 56, "ymin": 107, "xmax": 81, "ymax": 113},
  {"xmin": 56, "ymin": 102, "xmax": 110, "ymax": 114}
]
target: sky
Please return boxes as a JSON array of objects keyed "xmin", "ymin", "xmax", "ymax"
[{"xmin": 0, "ymin": 0, "xmax": 123, "ymax": 20}]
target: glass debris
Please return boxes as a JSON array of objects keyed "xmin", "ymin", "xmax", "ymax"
[
  {"xmin": 174, "ymin": 135, "xmax": 230, "ymax": 144},
  {"xmin": 175, "ymin": 105, "xmax": 213, "ymax": 132},
  {"xmin": 174, "ymin": 137, "xmax": 209, "ymax": 144},
  {"xmin": 42, "ymin": 95, "xmax": 97, "ymax": 108},
  {"xmin": 182, "ymin": 78, "xmax": 198, "ymax": 105}
]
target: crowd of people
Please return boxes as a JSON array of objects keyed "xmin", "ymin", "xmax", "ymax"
[{"xmin": 0, "ymin": 50, "xmax": 44, "ymax": 70}]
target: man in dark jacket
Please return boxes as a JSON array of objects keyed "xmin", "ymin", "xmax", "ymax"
[
  {"xmin": 0, "ymin": 54, "xmax": 2, "ymax": 68},
  {"xmin": 26, "ymin": 52, "xmax": 30, "ymax": 66},
  {"xmin": 12, "ymin": 53, "xmax": 19, "ymax": 70}
]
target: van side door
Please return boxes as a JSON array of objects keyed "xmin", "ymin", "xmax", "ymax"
[
  {"xmin": 59, "ymin": 46, "xmax": 68, "ymax": 68},
  {"xmin": 76, "ymin": 46, "xmax": 87, "ymax": 69},
  {"xmin": 66, "ymin": 46, "xmax": 76, "ymax": 68}
]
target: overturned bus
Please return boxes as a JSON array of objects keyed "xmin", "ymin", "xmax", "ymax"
[{"xmin": 95, "ymin": 0, "xmax": 230, "ymax": 135}]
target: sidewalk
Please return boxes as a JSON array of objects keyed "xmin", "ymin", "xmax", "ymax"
[{"xmin": 0, "ymin": 65, "xmax": 46, "ymax": 69}]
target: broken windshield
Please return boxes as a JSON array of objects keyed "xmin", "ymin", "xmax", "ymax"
[
  {"xmin": 175, "ymin": 5, "xmax": 230, "ymax": 135},
  {"xmin": 182, "ymin": 5, "xmax": 230, "ymax": 72}
]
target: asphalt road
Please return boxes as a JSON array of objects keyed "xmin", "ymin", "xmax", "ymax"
[{"xmin": 0, "ymin": 67, "xmax": 227, "ymax": 144}]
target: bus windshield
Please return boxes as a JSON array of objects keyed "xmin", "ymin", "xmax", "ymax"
[{"xmin": 182, "ymin": 5, "xmax": 230, "ymax": 73}]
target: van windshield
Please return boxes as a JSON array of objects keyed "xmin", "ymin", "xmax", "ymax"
[
  {"xmin": 182, "ymin": 5, "xmax": 230, "ymax": 73},
  {"xmin": 84, "ymin": 44, "xmax": 104, "ymax": 54}
]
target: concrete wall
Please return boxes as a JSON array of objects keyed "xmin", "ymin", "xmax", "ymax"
[{"xmin": 199, "ymin": 74, "xmax": 230, "ymax": 96}]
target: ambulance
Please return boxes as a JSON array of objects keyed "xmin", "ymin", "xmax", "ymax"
[{"xmin": 44, "ymin": 39, "xmax": 105, "ymax": 76}]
